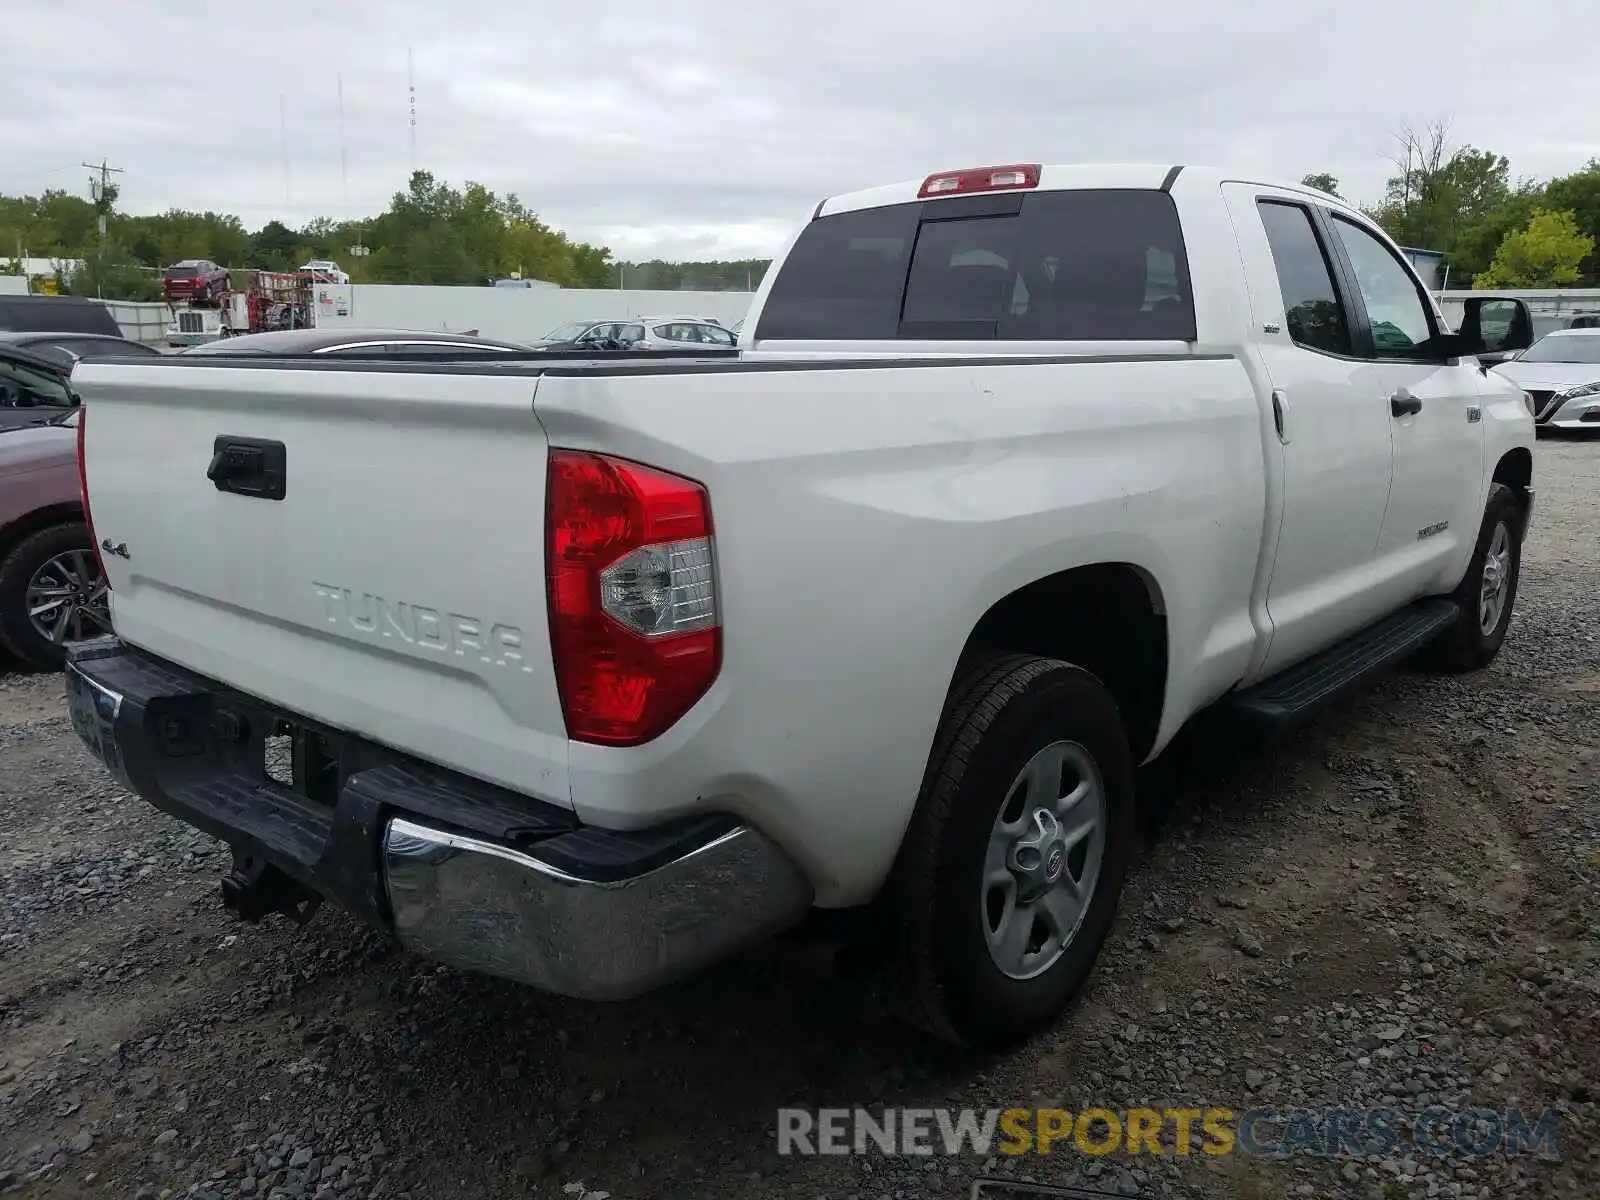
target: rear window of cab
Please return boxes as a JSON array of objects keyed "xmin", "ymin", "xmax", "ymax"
[{"xmin": 756, "ymin": 189, "xmax": 1195, "ymax": 343}]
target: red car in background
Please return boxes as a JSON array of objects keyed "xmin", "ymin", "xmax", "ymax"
[
  {"xmin": 163, "ymin": 259, "xmax": 230, "ymax": 303},
  {"xmin": 0, "ymin": 345, "xmax": 107, "ymax": 670}
]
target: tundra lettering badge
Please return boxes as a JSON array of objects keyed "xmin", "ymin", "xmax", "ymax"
[
  {"xmin": 310, "ymin": 582, "xmax": 534, "ymax": 672},
  {"xmin": 1416, "ymin": 521, "xmax": 1449, "ymax": 541}
]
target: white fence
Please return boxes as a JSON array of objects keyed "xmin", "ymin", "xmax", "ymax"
[
  {"xmin": 100, "ymin": 301, "xmax": 170, "ymax": 345},
  {"xmin": 0, "ymin": 275, "xmax": 28, "ymax": 296},
  {"xmin": 307, "ymin": 284, "xmax": 755, "ymax": 342}
]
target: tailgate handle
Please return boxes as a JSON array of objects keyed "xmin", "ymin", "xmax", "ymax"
[{"xmin": 207, "ymin": 436, "xmax": 287, "ymax": 501}]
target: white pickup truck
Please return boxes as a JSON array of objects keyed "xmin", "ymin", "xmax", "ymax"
[{"xmin": 65, "ymin": 163, "xmax": 1536, "ymax": 1048}]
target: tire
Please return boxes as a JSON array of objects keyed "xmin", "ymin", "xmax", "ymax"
[
  {"xmin": 877, "ymin": 654, "xmax": 1136, "ymax": 1049},
  {"xmin": 1421, "ymin": 483, "xmax": 1524, "ymax": 673},
  {"xmin": 0, "ymin": 523, "xmax": 110, "ymax": 671}
]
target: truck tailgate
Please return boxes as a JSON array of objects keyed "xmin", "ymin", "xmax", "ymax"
[{"xmin": 70, "ymin": 360, "xmax": 571, "ymax": 809}]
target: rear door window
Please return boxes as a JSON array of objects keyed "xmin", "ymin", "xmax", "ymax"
[
  {"xmin": 756, "ymin": 189, "xmax": 1196, "ymax": 341},
  {"xmin": 1256, "ymin": 201, "xmax": 1354, "ymax": 357}
]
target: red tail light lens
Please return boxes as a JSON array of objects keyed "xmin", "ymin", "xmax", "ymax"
[
  {"xmin": 75, "ymin": 406, "xmax": 108, "ymax": 587},
  {"xmin": 546, "ymin": 450, "xmax": 720, "ymax": 746}
]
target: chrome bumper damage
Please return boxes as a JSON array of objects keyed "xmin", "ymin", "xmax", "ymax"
[
  {"xmin": 383, "ymin": 818, "xmax": 813, "ymax": 1000},
  {"xmin": 65, "ymin": 638, "xmax": 814, "ymax": 1002}
]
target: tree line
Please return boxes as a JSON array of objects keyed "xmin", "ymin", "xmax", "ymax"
[
  {"xmin": 1301, "ymin": 122, "xmax": 1598, "ymax": 288},
  {"xmin": 0, "ymin": 171, "xmax": 618, "ymax": 301},
  {"xmin": 4, "ymin": 125, "xmax": 1597, "ymax": 303}
]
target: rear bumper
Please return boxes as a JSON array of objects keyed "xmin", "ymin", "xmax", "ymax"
[{"xmin": 64, "ymin": 637, "xmax": 812, "ymax": 1000}]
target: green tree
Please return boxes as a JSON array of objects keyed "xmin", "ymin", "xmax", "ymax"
[
  {"xmin": 1447, "ymin": 182, "xmax": 1546, "ymax": 282},
  {"xmin": 1373, "ymin": 123, "xmax": 1511, "ymax": 252},
  {"xmin": 1475, "ymin": 209, "xmax": 1594, "ymax": 288},
  {"xmin": 1542, "ymin": 161, "xmax": 1600, "ymax": 282},
  {"xmin": 249, "ymin": 220, "xmax": 302, "ymax": 271},
  {"xmin": 1301, "ymin": 173, "xmax": 1341, "ymax": 197},
  {"xmin": 62, "ymin": 237, "xmax": 162, "ymax": 301},
  {"xmin": 609, "ymin": 258, "xmax": 769, "ymax": 291},
  {"xmin": 114, "ymin": 209, "xmax": 252, "ymax": 268},
  {"xmin": 0, "ymin": 190, "xmax": 98, "ymax": 258},
  {"xmin": 0, "ymin": 168, "xmax": 614, "ymax": 290}
]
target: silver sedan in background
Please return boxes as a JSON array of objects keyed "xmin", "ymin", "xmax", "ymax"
[{"xmin": 1493, "ymin": 328, "xmax": 1600, "ymax": 431}]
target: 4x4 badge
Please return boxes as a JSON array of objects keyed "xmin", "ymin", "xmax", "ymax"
[{"xmin": 100, "ymin": 539, "xmax": 130, "ymax": 559}]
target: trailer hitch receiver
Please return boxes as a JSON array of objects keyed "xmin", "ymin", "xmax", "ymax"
[{"xmin": 220, "ymin": 851, "xmax": 323, "ymax": 926}]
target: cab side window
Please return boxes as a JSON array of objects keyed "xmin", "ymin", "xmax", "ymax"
[
  {"xmin": 1328, "ymin": 216, "xmax": 1437, "ymax": 358},
  {"xmin": 1257, "ymin": 201, "xmax": 1353, "ymax": 357}
]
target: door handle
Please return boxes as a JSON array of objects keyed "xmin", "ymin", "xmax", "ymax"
[
  {"xmin": 1270, "ymin": 388, "xmax": 1290, "ymax": 444},
  {"xmin": 1390, "ymin": 390, "xmax": 1423, "ymax": 418}
]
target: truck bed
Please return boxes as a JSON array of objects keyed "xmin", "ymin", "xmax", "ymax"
[{"xmin": 73, "ymin": 345, "xmax": 1263, "ymax": 896}]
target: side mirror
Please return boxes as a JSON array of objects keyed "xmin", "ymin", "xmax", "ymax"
[{"xmin": 1447, "ymin": 296, "xmax": 1534, "ymax": 359}]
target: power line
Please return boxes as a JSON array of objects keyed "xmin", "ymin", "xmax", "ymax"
[{"xmin": 81, "ymin": 159, "xmax": 124, "ymax": 206}]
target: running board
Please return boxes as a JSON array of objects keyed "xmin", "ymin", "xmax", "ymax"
[{"xmin": 1229, "ymin": 598, "xmax": 1459, "ymax": 729}]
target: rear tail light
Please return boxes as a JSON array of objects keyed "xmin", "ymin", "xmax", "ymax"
[
  {"xmin": 546, "ymin": 450, "xmax": 720, "ymax": 746},
  {"xmin": 918, "ymin": 164, "xmax": 1041, "ymax": 199},
  {"xmin": 76, "ymin": 406, "xmax": 109, "ymax": 587}
]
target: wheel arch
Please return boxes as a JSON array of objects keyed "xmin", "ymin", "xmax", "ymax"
[
  {"xmin": 0, "ymin": 503, "xmax": 85, "ymax": 562},
  {"xmin": 1491, "ymin": 446, "xmax": 1533, "ymax": 524},
  {"xmin": 951, "ymin": 562, "xmax": 1169, "ymax": 765}
]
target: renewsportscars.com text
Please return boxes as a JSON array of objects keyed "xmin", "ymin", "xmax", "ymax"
[{"xmin": 776, "ymin": 1106, "xmax": 1562, "ymax": 1160}]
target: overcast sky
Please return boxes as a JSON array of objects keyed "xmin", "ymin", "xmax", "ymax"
[{"xmin": 4, "ymin": 0, "xmax": 1598, "ymax": 261}]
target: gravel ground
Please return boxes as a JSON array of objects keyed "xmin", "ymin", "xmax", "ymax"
[{"xmin": 2, "ymin": 437, "xmax": 1596, "ymax": 1200}]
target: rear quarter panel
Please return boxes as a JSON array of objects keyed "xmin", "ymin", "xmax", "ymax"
[
  {"xmin": 0, "ymin": 431, "xmax": 80, "ymax": 540},
  {"xmin": 532, "ymin": 354, "xmax": 1265, "ymax": 904}
]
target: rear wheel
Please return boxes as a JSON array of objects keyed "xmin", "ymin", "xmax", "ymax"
[
  {"xmin": 1420, "ymin": 484, "xmax": 1523, "ymax": 672},
  {"xmin": 0, "ymin": 523, "xmax": 112, "ymax": 671},
  {"xmin": 878, "ymin": 655, "xmax": 1135, "ymax": 1048}
]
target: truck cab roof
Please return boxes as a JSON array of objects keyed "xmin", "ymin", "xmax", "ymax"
[{"xmin": 815, "ymin": 162, "xmax": 1329, "ymax": 216}]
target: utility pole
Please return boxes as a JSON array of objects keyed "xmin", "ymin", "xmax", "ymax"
[
  {"xmin": 407, "ymin": 48, "xmax": 418, "ymax": 177},
  {"xmin": 82, "ymin": 159, "xmax": 124, "ymax": 299}
]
